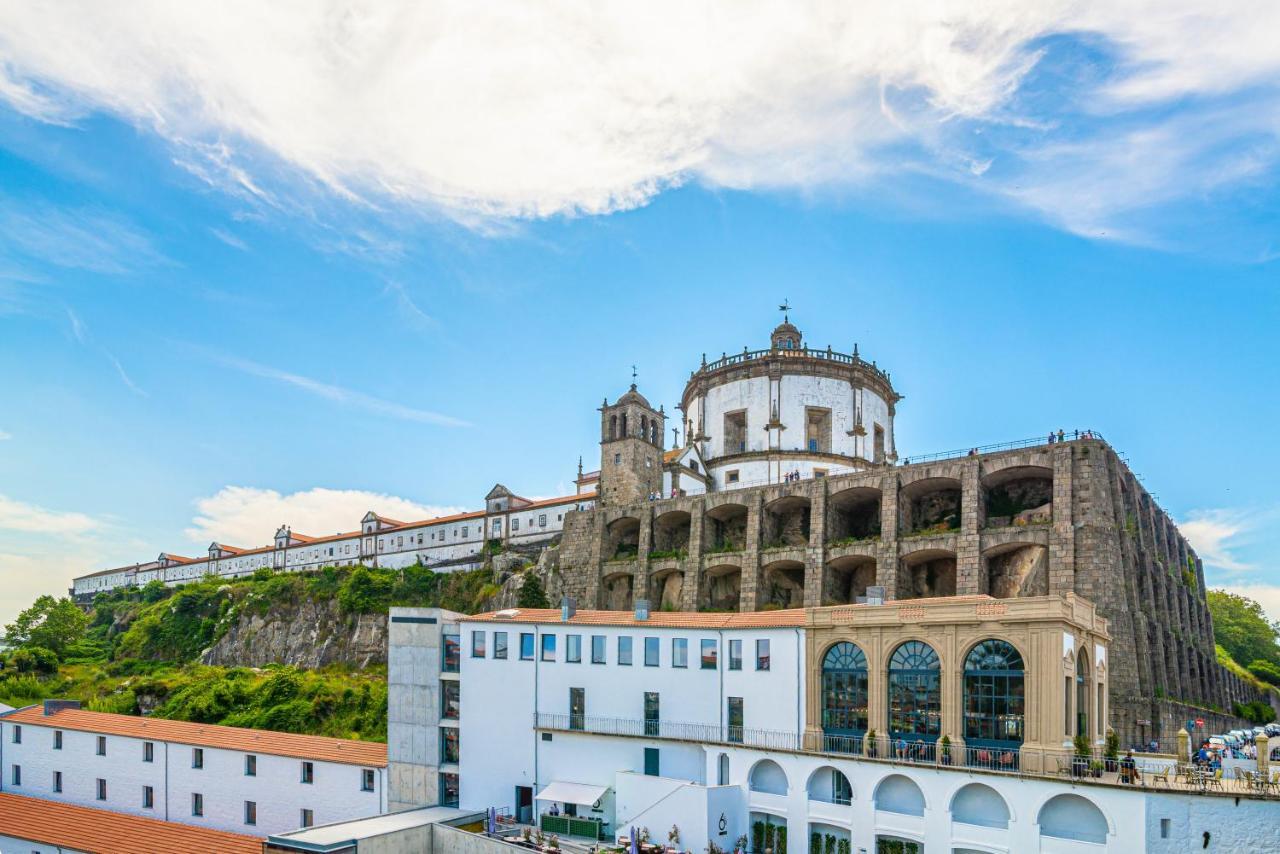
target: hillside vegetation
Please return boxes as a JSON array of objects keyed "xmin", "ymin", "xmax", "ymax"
[
  {"xmin": 0, "ymin": 563, "xmax": 506, "ymax": 741},
  {"xmin": 1207, "ymin": 589, "xmax": 1280, "ymax": 723}
]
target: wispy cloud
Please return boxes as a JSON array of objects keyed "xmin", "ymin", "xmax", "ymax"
[
  {"xmin": 65, "ymin": 305, "xmax": 86, "ymax": 343},
  {"xmin": 105, "ymin": 351, "xmax": 148, "ymax": 397},
  {"xmin": 0, "ymin": 196, "xmax": 169, "ymax": 274},
  {"xmin": 183, "ymin": 485, "xmax": 464, "ymax": 546},
  {"xmin": 0, "ymin": 494, "xmax": 101, "ymax": 535},
  {"xmin": 211, "ymin": 352, "xmax": 469, "ymax": 427},
  {"xmin": 1180, "ymin": 508, "xmax": 1265, "ymax": 573},
  {"xmin": 209, "ymin": 227, "xmax": 249, "ymax": 251},
  {"xmin": 383, "ymin": 279, "xmax": 435, "ymax": 330},
  {"xmin": 0, "ymin": 3, "xmax": 1278, "ymax": 243},
  {"xmin": 0, "ymin": 430, "xmax": 11, "ymax": 441},
  {"xmin": 61, "ymin": 306, "xmax": 147, "ymax": 397}
]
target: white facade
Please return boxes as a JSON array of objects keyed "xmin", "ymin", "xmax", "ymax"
[
  {"xmin": 0, "ymin": 707, "xmax": 387, "ymax": 837},
  {"xmin": 72, "ymin": 487, "xmax": 596, "ymax": 599}
]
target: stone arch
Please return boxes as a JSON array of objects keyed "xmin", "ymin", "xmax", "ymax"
[
  {"xmin": 872, "ymin": 774, "xmax": 925, "ymax": 816},
  {"xmin": 653, "ymin": 510, "xmax": 691, "ymax": 554},
  {"xmin": 981, "ymin": 464, "xmax": 1053, "ymax": 528},
  {"xmin": 981, "ymin": 541, "xmax": 1048, "ymax": 599},
  {"xmin": 706, "ymin": 502, "xmax": 748, "ymax": 552},
  {"xmin": 949, "ymin": 783, "xmax": 1010, "ymax": 829},
  {"xmin": 899, "ymin": 476, "xmax": 961, "ymax": 535},
  {"xmin": 824, "ymin": 555, "xmax": 876, "ymax": 605},
  {"xmin": 600, "ymin": 569, "xmax": 634, "ymax": 611},
  {"xmin": 805, "ymin": 766, "xmax": 853, "ymax": 804},
  {"xmin": 898, "ymin": 548, "xmax": 956, "ymax": 599},
  {"xmin": 827, "ymin": 486, "xmax": 881, "ymax": 542},
  {"xmin": 761, "ymin": 559, "xmax": 805, "ymax": 608},
  {"xmin": 1036, "ymin": 793, "xmax": 1110, "ymax": 844},
  {"xmin": 605, "ymin": 516, "xmax": 641, "ymax": 560},
  {"xmin": 763, "ymin": 495, "xmax": 811, "ymax": 547},
  {"xmin": 702, "ymin": 563, "xmax": 741, "ymax": 611},
  {"xmin": 650, "ymin": 565, "xmax": 684, "ymax": 611},
  {"xmin": 748, "ymin": 758, "xmax": 788, "ymax": 795}
]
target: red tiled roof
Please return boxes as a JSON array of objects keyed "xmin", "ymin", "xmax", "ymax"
[
  {"xmin": 465, "ymin": 607, "xmax": 808, "ymax": 628},
  {"xmin": 0, "ymin": 792, "xmax": 261, "ymax": 854},
  {"xmin": 6, "ymin": 707, "xmax": 387, "ymax": 767},
  {"xmin": 160, "ymin": 553, "xmax": 195, "ymax": 563}
]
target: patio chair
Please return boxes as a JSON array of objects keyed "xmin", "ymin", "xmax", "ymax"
[
  {"xmin": 1056, "ymin": 757, "xmax": 1072, "ymax": 777},
  {"xmin": 1150, "ymin": 767, "xmax": 1170, "ymax": 787},
  {"xmin": 1206, "ymin": 769, "xmax": 1224, "ymax": 790}
]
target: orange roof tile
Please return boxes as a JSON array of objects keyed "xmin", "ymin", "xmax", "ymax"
[
  {"xmin": 465, "ymin": 607, "xmax": 808, "ymax": 629},
  {"xmin": 0, "ymin": 792, "xmax": 261, "ymax": 854},
  {"xmin": 6, "ymin": 707, "xmax": 387, "ymax": 767},
  {"xmin": 160, "ymin": 553, "xmax": 195, "ymax": 563}
]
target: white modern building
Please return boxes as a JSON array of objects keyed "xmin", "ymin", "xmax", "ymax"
[
  {"xmin": 0, "ymin": 700, "xmax": 388, "ymax": 837},
  {"xmin": 72, "ymin": 484, "xmax": 596, "ymax": 599},
  {"xmin": 384, "ymin": 599, "xmax": 1280, "ymax": 854}
]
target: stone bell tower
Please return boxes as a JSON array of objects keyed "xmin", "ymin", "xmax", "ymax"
[{"xmin": 599, "ymin": 384, "xmax": 665, "ymax": 507}]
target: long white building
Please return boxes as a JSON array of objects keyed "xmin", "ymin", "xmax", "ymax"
[
  {"xmin": 0, "ymin": 701, "xmax": 388, "ymax": 837},
  {"xmin": 388, "ymin": 599, "xmax": 1280, "ymax": 854},
  {"xmin": 72, "ymin": 484, "xmax": 596, "ymax": 599}
]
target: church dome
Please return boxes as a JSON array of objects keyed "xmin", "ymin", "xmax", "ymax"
[
  {"xmin": 616, "ymin": 383, "xmax": 651, "ymax": 408},
  {"xmin": 771, "ymin": 320, "xmax": 802, "ymax": 350}
]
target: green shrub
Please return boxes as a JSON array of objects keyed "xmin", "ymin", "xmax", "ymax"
[{"xmin": 338, "ymin": 566, "xmax": 396, "ymax": 613}]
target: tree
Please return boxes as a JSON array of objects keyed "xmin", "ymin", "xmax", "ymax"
[
  {"xmin": 517, "ymin": 572, "xmax": 550, "ymax": 609},
  {"xmin": 1208, "ymin": 590, "xmax": 1280, "ymax": 668},
  {"xmin": 4, "ymin": 595, "xmax": 89, "ymax": 658},
  {"xmin": 1248, "ymin": 659, "xmax": 1280, "ymax": 686}
]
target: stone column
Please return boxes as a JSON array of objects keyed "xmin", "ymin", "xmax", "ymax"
[
  {"xmin": 1048, "ymin": 446, "xmax": 1076, "ymax": 592},
  {"xmin": 684, "ymin": 502, "xmax": 704, "ymax": 611},
  {"xmin": 805, "ymin": 486, "xmax": 827, "ymax": 607},
  {"xmin": 1177, "ymin": 728, "xmax": 1191, "ymax": 764},
  {"xmin": 878, "ymin": 473, "xmax": 900, "ymax": 599},
  {"xmin": 740, "ymin": 493, "xmax": 763, "ymax": 611},
  {"xmin": 1258, "ymin": 733, "xmax": 1270, "ymax": 778},
  {"xmin": 955, "ymin": 459, "xmax": 982, "ymax": 595},
  {"xmin": 634, "ymin": 507, "xmax": 654, "ymax": 605}
]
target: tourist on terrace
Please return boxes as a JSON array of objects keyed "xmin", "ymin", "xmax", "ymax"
[{"xmin": 1120, "ymin": 751, "xmax": 1140, "ymax": 784}]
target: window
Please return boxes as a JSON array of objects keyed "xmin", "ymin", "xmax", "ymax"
[
  {"xmin": 618, "ymin": 636, "xmax": 633, "ymax": 666},
  {"xmin": 726, "ymin": 470, "xmax": 740, "ymax": 484},
  {"xmin": 717, "ymin": 753, "xmax": 729, "ymax": 785},
  {"xmin": 566, "ymin": 634, "xmax": 582, "ymax": 663},
  {"xmin": 301, "ymin": 761, "xmax": 314, "ymax": 784},
  {"xmin": 813, "ymin": 469, "xmax": 827, "ymax": 479},
  {"xmin": 11, "ymin": 725, "xmax": 19, "ymax": 744},
  {"xmin": 440, "ymin": 727, "xmax": 460, "ymax": 764},
  {"xmin": 192, "ymin": 748, "xmax": 204, "ymax": 769},
  {"xmin": 591, "ymin": 635, "xmax": 606, "ymax": 664},
  {"xmin": 614, "ymin": 453, "xmax": 622, "ymax": 465},
  {"xmin": 245, "ymin": 755, "xmax": 257, "ymax": 776},
  {"xmin": 143, "ymin": 741, "xmax": 153, "ymax": 762},
  {"xmin": 644, "ymin": 692, "xmax": 660, "ymax": 736},
  {"xmin": 10, "ymin": 764, "xmax": 19, "ymax": 786},
  {"xmin": 644, "ymin": 747, "xmax": 660, "ymax": 776},
  {"xmin": 888, "ymin": 640, "xmax": 942, "ymax": 740},
  {"xmin": 724, "ymin": 410, "xmax": 747, "ymax": 453},
  {"xmin": 96, "ymin": 778, "xmax": 107, "ymax": 801},
  {"xmin": 472, "ymin": 630, "xmax": 486, "ymax": 658},
  {"xmin": 439, "ymin": 772, "xmax": 460, "ymax": 807},
  {"xmin": 539, "ymin": 514, "xmax": 547, "ymax": 527},
  {"xmin": 301, "ymin": 808, "xmax": 315, "ymax": 828},
  {"xmin": 442, "ymin": 680, "xmax": 460, "ymax": 719},
  {"xmin": 569, "ymin": 687, "xmax": 585, "ymax": 730},
  {"xmin": 520, "ymin": 633, "xmax": 535, "ymax": 660},
  {"xmin": 541, "ymin": 634, "xmax": 557, "ymax": 661},
  {"xmin": 672, "ymin": 637, "xmax": 688, "ymax": 668},
  {"xmin": 644, "ymin": 636, "xmax": 659, "ymax": 666},
  {"xmin": 52, "ymin": 770, "xmax": 62, "ymax": 793},
  {"xmin": 728, "ymin": 639, "xmax": 742, "ymax": 670},
  {"xmin": 821, "ymin": 642, "xmax": 869, "ymax": 736},
  {"xmin": 362, "ymin": 769, "xmax": 376, "ymax": 792},
  {"xmin": 963, "ymin": 639, "xmax": 1026, "ymax": 750},
  {"xmin": 244, "ymin": 801, "xmax": 257, "ymax": 826},
  {"xmin": 143, "ymin": 785, "xmax": 154, "ymax": 809},
  {"xmin": 192, "ymin": 793, "xmax": 204, "ymax": 816},
  {"xmin": 443, "ymin": 634, "xmax": 460, "ymax": 672},
  {"xmin": 96, "ymin": 735, "xmax": 106, "ymax": 756},
  {"xmin": 727, "ymin": 697, "xmax": 744, "ymax": 743},
  {"xmin": 53, "ymin": 730, "xmax": 62, "ymax": 750},
  {"xmin": 756, "ymin": 639, "xmax": 771, "ymax": 671},
  {"xmin": 512, "ymin": 518, "xmax": 520, "ymax": 531},
  {"xmin": 700, "ymin": 639, "xmax": 718, "ymax": 670},
  {"xmin": 494, "ymin": 631, "xmax": 508, "ymax": 659}
]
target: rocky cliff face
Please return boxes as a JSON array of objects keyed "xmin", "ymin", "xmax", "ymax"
[{"xmin": 201, "ymin": 597, "xmax": 387, "ymax": 669}]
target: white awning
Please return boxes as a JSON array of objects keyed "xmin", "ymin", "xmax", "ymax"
[{"xmin": 536, "ymin": 781, "xmax": 609, "ymax": 806}]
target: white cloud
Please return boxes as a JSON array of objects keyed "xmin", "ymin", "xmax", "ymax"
[
  {"xmin": 0, "ymin": 429, "xmax": 10, "ymax": 440},
  {"xmin": 1215, "ymin": 583, "xmax": 1280, "ymax": 626},
  {"xmin": 0, "ymin": 196, "xmax": 168, "ymax": 274},
  {"xmin": 211, "ymin": 351, "xmax": 469, "ymax": 427},
  {"xmin": 183, "ymin": 485, "xmax": 465, "ymax": 547},
  {"xmin": 0, "ymin": 3, "xmax": 1277, "ymax": 237},
  {"xmin": 105, "ymin": 351, "xmax": 147, "ymax": 397},
  {"xmin": 1180, "ymin": 508, "xmax": 1257, "ymax": 572},
  {"xmin": 209, "ymin": 227, "xmax": 249, "ymax": 251},
  {"xmin": 0, "ymin": 494, "xmax": 101, "ymax": 535}
]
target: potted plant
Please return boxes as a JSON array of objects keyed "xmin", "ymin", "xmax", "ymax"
[
  {"xmin": 810, "ymin": 832, "xmax": 821, "ymax": 854},
  {"xmin": 776, "ymin": 825, "xmax": 787, "ymax": 854},
  {"xmin": 669, "ymin": 826, "xmax": 681, "ymax": 851},
  {"xmin": 1104, "ymin": 728, "xmax": 1120, "ymax": 772},
  {"xmin": 866, "ymin": 729, "xmax": 878, "ymax": 758},
  {"xmin": 1072, "ymin": 734, "xmax": 1092, "ymax": 777},
  {"xmin": 752, "ymin": 822, "xmax": 765, "ymax": 854},
  {"xmin": 534, "ymin": 829, "xmax": 546, "ymax": 848},
  {"xmin": 939, "ymin": 735, "xmax": 952, "ymax": 766},
  {"xmin": 547, "ymin": 835, "xmax": 561, "ymax": 853},
  {"xmin": 1089, "ymin": 759, "xmax": 1104, "ymax": 778}
]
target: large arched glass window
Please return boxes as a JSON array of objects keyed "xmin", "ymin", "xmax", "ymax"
[
  {"xmin": 963, "ymin": 639, "xmax": 1025, "ymax": 750},
  {"xmin": 887, "ymin": 641, "xmax": 941, "ymax": 742},
  {"xmin": 822, "ymin": 642, "xmax": 868, "ymax": 736},
  {"xmin": 1076, "ymin": 652, "xmax": 1090, "ymax": 737}
]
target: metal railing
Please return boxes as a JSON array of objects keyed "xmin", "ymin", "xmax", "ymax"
[
  {"xmin": 536, "ymin": 713, "xmax": 801, "ymax": 751},
  {"xmin": 698, "ymin": 346, "xmax": 892, "ymax": 386}
]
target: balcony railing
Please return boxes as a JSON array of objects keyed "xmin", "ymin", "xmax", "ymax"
[{"xmin": 535, "ymin": 713, "xmax": 801, "ymax": 751}]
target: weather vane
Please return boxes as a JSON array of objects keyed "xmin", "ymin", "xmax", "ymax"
[
  {"xmin": 779, "ymin": 299, "xmax": 791, "ymax": 322},
  {"xmin": 631, "ymin": 364, "xmax": 638, "ymax": 384}
]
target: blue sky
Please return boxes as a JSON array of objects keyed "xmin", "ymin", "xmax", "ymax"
[{"xmin": 1, "ymin": 4, "xmax": 1278, "ymax": 626}]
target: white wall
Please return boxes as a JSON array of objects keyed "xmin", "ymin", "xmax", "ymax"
[
  {"xmin": 0, "ymin": 833, "xmax": 79, "ymax": 853},
  {"xmin": 0, "ymin": 718, "xmax": 385, "ymax": 837}
]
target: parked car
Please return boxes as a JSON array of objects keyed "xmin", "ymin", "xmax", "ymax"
[{"xmin": 1264, "ymin": 723, "xmax": 1280, "ymax": 738}]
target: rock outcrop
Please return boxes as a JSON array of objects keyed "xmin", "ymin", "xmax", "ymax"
[{"xmin": 201, "ymin": 597, "xmax": 387, "ymax": 669}]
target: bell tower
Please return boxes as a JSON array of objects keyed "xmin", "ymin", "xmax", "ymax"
[{"xmin": 599, "ymin": 384, "xmax": 665, "ymax": 506}]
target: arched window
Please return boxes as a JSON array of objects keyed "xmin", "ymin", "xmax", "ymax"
[
  {"xmin": 887, "ymin": 641, "xmax": 941, "ymax": 742},
  {"xmin": 963, "ymin": 640, "xmax": 1025, "ymax": 751},
  {"xmin": 717, "ymin": 753, "xmax": 729, "ymax": 786},
  {"xmin": 1038, "ymin": 794, "xmax": 1108, "ymax": 844},
  {"xmin": 641, "ymin": 415, "xmax": 648, "ymax": 438},
  {"xmin": 1076, "ymin": 651, "xmax": 1090, "ymax": 737},
  {"xmin": 610, "ymin": 415, "xmax": 617, "ymax": 440},
  {"xmin": 621, "ymin": 413, "xmax": 628, "ymax": 437},
  {"xmin": 822, "ymin": 642, "xmax": 868, "ymax": 737}
]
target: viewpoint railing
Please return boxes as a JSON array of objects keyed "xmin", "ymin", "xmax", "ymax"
[{"xmin": 697, "ymin": 346, "xmax": 892, "ymax": 386}]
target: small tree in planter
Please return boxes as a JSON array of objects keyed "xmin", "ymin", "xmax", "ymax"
[
  {"xmin": 866, "ymin": 729, "xmax": 878, "ymax": 758},
  {"xmin": 939, "ymin": 735, "xmax": 952, "ymax": 765},
  {"xmin": 547, "ymin": 835, "xmax": 561, "ymax": 852},
  {"xmin": 776, "ymin": 825, "xmax": 787, "ymax": 854},
  {"xmin": 1072, "ymin": 734, "xmax": 1092, "ymax": 776},
  {"xmin": 823, "ymin": 833, "xmax": 836, "ymax": 854},
  {"xmin": 836, "ymin": 839, "xmax": 850, "ymax": 854},
  {"xmin": 763, "ymin": 822, "xmax": 776, "ymax": 854},
  {"xmin": 752, "ymin": 821, "xmax": 765, "ymax": 854},
  {"xmin": 810, "ymin": 832, "xmax": 822, "ymax": 854},
  {"xmin": 1104, "ymin": 728, "xmax": 1120, "ymax": 772}
]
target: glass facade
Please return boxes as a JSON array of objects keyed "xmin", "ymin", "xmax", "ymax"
[
  {"xmin": 821, "ymin": 642, "xmax": 869, "ymax": 735},
  {"xmin": 887, "ymin": 640, "xmax": 941, "ymax": 742},
  {"xmin": 963, "ymin": 639, "xmax": 1025, "ymax": 748}
]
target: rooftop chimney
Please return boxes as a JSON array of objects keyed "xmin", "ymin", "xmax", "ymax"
[
  {"xmin": 560, "ymin": 596, "xmax": 577, "ymax": 622},
  {"xmin": 634, "ymin": 599, "xmax": 650, "ymax": 621}
]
